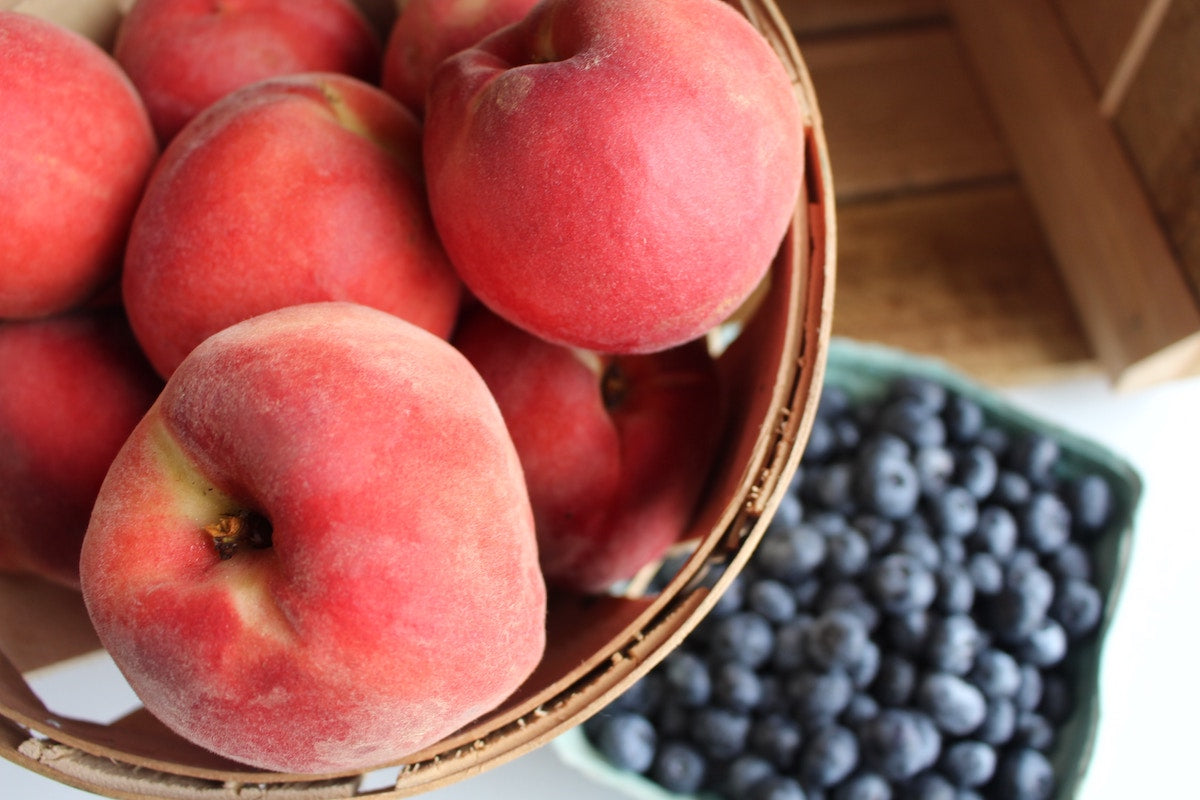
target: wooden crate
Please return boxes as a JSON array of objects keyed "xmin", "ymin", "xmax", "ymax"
[{"xmin": 778, "ymin": 0, "xmax": 1200, "ymax": 389}]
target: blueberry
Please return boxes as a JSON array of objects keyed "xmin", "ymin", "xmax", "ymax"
[
  {"xmin": 925, "ymin": 614, "xmax": 984, "ymax": 676},
  {"xmin": 925, "ymin": 486, "xmax": 979, "ymax": 538},
  {"xmin": 1038, "ymin": 672, "xmax": 1075, "ymax": 724},
  {"xmin": 854, "ymin": 449, "xmax": 921, "ymax": 520},
  {"xmin": 800, "ymin": 724, "xmax": 859, "ymax": 788},
  {"xmin": 966, "ymin": 553, "xmax": 1004, "ymax": 595},
  {"xmin": 914, "ymin": 446, "xmax": 956, "ymax": 496},
  {"xmin": 888, "ymin": 375, "xmax": 948, "ymax": 413},
  {"xmin": 1050, "ymin": 577, "xmax": 1103, "ymax": 639},
  {"xmin": 905, "ymin": 771, "xmax": 957, "ymax": 800},
  {"xmin": 806, "ymin": 610, "xmax": 870, "ymax": 670},
  {"xmin": 611, "ymin": 672, "xmax": 663, "ymax": 716},
  {"xmin": 939, "ymin": 740, "xmax": 996, "ymax": 787},
  {"xmin": 975, "ymin": 698, "xmax": 1017, "ymax": 746},
  {"xmin": 750, "ymin": 713, "xmax": 804, "ymax": 769},
  {"xmin": 586, "ymin": 711, "xmax": 657, "ymax": 773},
  {"xmin": 993, "ymin": 470, "xmax": 1032, "ymax": 507},
  {"xmin": 986, "ymin": 567, "xmax": 1054, "ymax": 642},
  {"xmin": 854, "ymin": 514, "xmax": 897, "ymax": 553},
  {"xmin": 869, "ymin": 554, "xmax": 937, "ymax": 614},
  {"xmin": 710, "ymin": 572, "xmax": 747, "ymax": 618},
  {"xmin": 968, "ymin": 648, "xmax": 1022, "ymax": 698},
  {"xmin": 775, "ymin": 491, "xmax": 805, "ymax": 531},
  {"xmin": 818, "ymin": 384, "xmax": 852, "ymax": 419},
  {"xmin": 883, "ymin": 610, "xmax": 932, "ymax": 656},
  {"xmin": 1063, "ymin": 472, "xmax": 1114, "ymax": 535},
  {"xmin": 971, "ymin": 505, "xmax": 1019, "ymax": 559},
  {"xmin": 654, "ymin": 701, "xmax": 691, "ymax": 739},
  {"xmin": 935, "ymin": 564, "xmax": 976, "ymax": 616},
  {"xmin": 942, "ymin": 392, "xmax": 984, "ymax": 443},
  {"xmin": 843, "ymin": 692, "xmax": 881, "ymax": 727},
  {"xmin": 1014, "ymin": 710, "xmax": 1057, "ymax": 751},
  {"xmin": 804, "ymin": 417, "xmax": 838, "ymax": 463},
  {"xmin": 805, "ymin": 463, "xmax": 856, "ymax": 511},
  {"xmin": 847, "ymin": 640, "xmax": 882, "ymax": 690},
  {"xmin": 810, "ymin": 510, "xmax": 851, "ymax": 537},
  {"xmin": 858, "ymin": 710, "xmax": 941, "ymax": 781},
  {"xmin": 713, "ymin": 661, "xmax": 765, "ymax": 712},
  {"xmin": 692, "ymin": 706, "xmax": 752, "ymax": 760},
  {"xmin": 834, "ymin": 417, "xmax": 863, "ymax": 454},
  {"xmin": 890, "ymin": 527, "xmax": 942, "ymax": 571},
  {"xmin": 788, "ymin": 668, "xmax": 854, "ymax": 723},
  {"xmin": 773, "ymin": 615, "xmax": 814, "ymax": 671},
  {"xmin": 975, "ymin": 425, "xmax": 1010, "ymax": 456},
  {"xmin": 650, "ymin": 740, "xmax": 708, "ymax": 794},
  {"xmin": 750, "ymin": 577, "xmax": 800, "ymax": 624},
  {"xmin": 794, "ymin": 576, "xmax": 824, "ymax": 608},
  {"xmin": 825, "ymin": 528, "xmax": 872, "ymax": 577},
  {"xmin": 1007, "ymin": 432, "xmax": 1060, "ymax": 487},
  {"xmin": 993, "ymin": 748, "xmax": 1056, "ymax": 800},
  {"xmin": 832, "ymin": 771, "xmax": 893, "ymax": 800},
  {"xmin": 954, "ymin": 444, "xmax": 998, "ymax": 500},
  {"xmin": 1019, "ymin": 618, "xmax": 1069, "ymax": 668},
  {"xmin": 916, "ymin": 672, "xmax": 987, "ymax": 736},
  {"xmin": 872, "ymin": 653, "xmax": 918, "ymax": 707},
  {"xmin": 938, "ymin": 534, "xmax": 967, "ymax": 565},
  {"xmin": 748, "ymin": 774, "xmax": 810, "ymax": 800},
  {"xmin": 662, "ymin": 650, "xmax": 712, "ymax": 707},
  {"xmin": 1046, "ymin": 541, "xmax": 1093, "ymax": 582},
  {"xmin": 723, "ymin": 754, "xmax": 779, "ymax": 798},
  {"xmin": 1020, "ymin": 491, "xmax": 1072, "ymax": 554},
  {"xmin": 1013, "ymin": 663, "xmax": 1044, "ymax": 712},
  {"xmin": 759, "ymin": 524, "xmax": 828, "ymax": 582},
  {"xmin": 858, "ymin": 432, "xmax": 913, "ymax": 465},
  {"xmin": 877, "ymin": 397, "xmax": 947, "ymax": 448},
  {"xmin": 708, "ymin": 611, "xmax": 775, "ymax": 669}
]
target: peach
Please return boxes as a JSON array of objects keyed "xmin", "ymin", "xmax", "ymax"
[
  {"xmin": 453, "ymin": 307, "xmax": 725, "ymax": 593},
  {"xmin": 0, "ymin": 12, "xmax": 158, "ymax": 320},
  {"xmin": 114, "ymin": 0, "xmax": 382, "ymax": 143},
  {"xmin": 79, "ymin": 301, "xmax": 546, "ymax": 774},
  {"xmin": 0, "ymin": 308, "xmax": 163, "ymax": 589},
  {"xmin": 122, "ymin": 72, "xmax": 462, "ymax": 378},
  {"xmin": 380, "ymin": 0, "xmax": 538, "ymax": 116},
  {"xmin": 422, "ymin": 0, "xmax": 804, "ymax": 355}
]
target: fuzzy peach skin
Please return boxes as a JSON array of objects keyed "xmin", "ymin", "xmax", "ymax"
[
  {"xmin": 423, "ymin": 0, "xmax": 804, "ymax": 355},
  {"xmin": 122, "ymin": 72, "xmax": 462, "ymax": 379},
  {"xmin": 115, "ymin": 0, "xmax": 382, "ymax": 143},
  {"xmin": 0, "ymin": 12, "xmax": 158, "ymax": 320},
  {"xmin": 453, "ymin": 306, "xmax": 724, "ymax": 593},
  {"xmin": 381, "ymin": 0, "xmax": 539, "ymax": 116},
  {"xmin": 79, "ymin": 302, "xmax": 546, "ymax": 774},
  {"xmin": 0, "ymin": 308, "xmax": 163, "ymax": 588}
]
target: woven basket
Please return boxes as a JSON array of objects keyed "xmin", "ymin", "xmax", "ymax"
[{"xmin": 0, "ymin": 0, "xmax": 836, "ymax": 796}]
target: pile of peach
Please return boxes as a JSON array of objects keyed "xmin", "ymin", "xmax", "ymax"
[{"xmin": 0, "ymin": 0, "xmax": 804, "ymax": 777}]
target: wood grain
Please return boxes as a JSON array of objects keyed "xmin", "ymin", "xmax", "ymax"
[
  {"xmin": 800, "ymin": 23, "xmax": 1011, "ymax": 201},
  {"xmin": 777, "ymin": 0, "xmax": 945, "ymax": 36},
  {"xmin": 832, "ymin": 182, "xmax": 1095, "ymax": 385},
  {"xmin": 947, "ymin": 0, "xmax": 1200, "ymax": 388}
]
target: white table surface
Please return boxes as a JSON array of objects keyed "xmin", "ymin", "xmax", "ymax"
[{"xmin": 4, "ymin": 369, "xmax": 1198, "ymax": 799}]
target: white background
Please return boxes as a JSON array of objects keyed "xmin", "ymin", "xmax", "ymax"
[{"xmin": 4, "ymin": 369, "xmax": 1198, "ymax": 799}]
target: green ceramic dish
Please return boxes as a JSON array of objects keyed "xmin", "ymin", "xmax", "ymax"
[{"xmin": 553, "ymin": 338, "xmax": 1142, "ymax": 800}]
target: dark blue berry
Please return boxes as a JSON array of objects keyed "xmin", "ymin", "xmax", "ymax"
[
  {"xmin": 804, "ymin": 417, "xmax": 838, "ymax": 463},
  {"xmin": 759, "ymin": 524, "xmax": 828, "ymax": 582},
  {"xmin": 800, "ymin": 724, "xmax": 859, "ymax": 788},
  {"xmin": 993, "ymin": 748, "xmax": 1056, "ymax": 800},
  {"xmin": 692, "ymin": 706, "xmax": 751, "ymax": 760},
  {"xmin": 773, "ymin": 615, "xmax": 814, "ymax": 671},
  {"xmin": 965, "ymin": 553, "xmax": 1003, "ymax": 596},
  {"xmin": 611, "ymin": 672, "xmax": 663, "ymax": 716},
  {"xmin": 713, "ymin": 660, "xmax": 765, "ymax": 712},
  {"xmin": 914, "ymin": 446, "xmax": 956, "ymax": 495},
  {"xmin": 1014, "ymin": 711, "xmax": 1056, "ymax": 751},
  {"xmin": 883, "ymin": 610, "xmax": 932, "ymax": 656},
  {"xmin": 992, "ymin": 470, "xmax": 1032, "ymax": 508},
  {"xmin": 1013, "ymin": 663, "xmax": 1044, "ymax": 712},
  {"xmin": 943, "ymin": 393, "xmax": 984, "ymax": 443},
  {"xmin": 877, "ymin": 397, "xmax": 947, "ymax": 448},
  {"xmin": 847, "ymin": 640, "xmax": 882, "ymax": 690},
  {"xmin": 750, "ymin": 577, "xmax": 800, "ymax": 624},
  {"xmin": 939, "ymin": 740, "xmax": 996, "ymax": 787},
  {"xmin": 587, "ymin": 711, "xmax": 657, "ymax": 773},
  {"xmin": 976, "ymin": 425, "xmax": 1010, "ymax": 456},
  {"xmin": 1063, "ymin": 472, "xmax": 1113, "ymax": 535},
  {"xmin": 888, "ymin": 375, "xmax": 948, "ymax": 413},
  {"xmin": 905, "ymin": 771, "xmax": 957, "ymax": 800},
  {"xmin": 955, "ymin": 444, "xmax": 998, "ymax": 500},
  {"xmin": 819, "ymin": 582, "xmax": 881, "ymax": 632},
  {"xmin": 971, "ymin": 505, "xmax": 1018, "ymax": 558},
  {"xmin": 805, "ymin": 463, "xmax": 856, "ymax": 511},
  {"xmin": 975, "ymin": 698, "xmax": 1017, "ymax": 746},
  {"xmin": 834, "ymin": 417, "xmax": 863, "ymax": 453},
  {"xmin": 654, "ymin": 701, "xmax": 691, "ymax": 739},
  {"xmin": 723, "ymin": 754, "xmax": 778, "ymax": 798},
  {"xmin": 832, "ymin": 771, "xmax": 892, "ymax": 800},
  {"xmin": 968, "ymin": 648, "xmax": 1022, "ymax": 699},
  {"xmin": 1038, "ymin": 672, "xmax": 1075, "ymax": 724},
  {"xmin": 650, "ymin": 740, "xmax": 707, "ymax": 794},
  {"xmin": 854, "ymin": 450, "xmax": 921, "ymax": 520},
  {"xmin": 987, "ymin": 567, "xmax": 1054, "ymax": 642},
  {"xmin": 916, "ymin": 672, "xmax": 987, "ymax": 736},
  {"xmin": 1007, "ymin": 432, "xmax": 1060, "ymax": 487},
  {"xmin": 935, "ymin": 564, "xmax": 976, "ymax": 616},
  {"xmin": 1050, "ymin": 577, "xmax": 1103, "ymax": 639},
  {"xmin": 748, "ymin": 774, "xmax": 809, "ymax": 800},
  {"xmin": 789, "ymin": 668, "xmax": 854, "ymax": 723},
  {"xmin": 890, "ymin": 527, "xmax": 942, "ymax": 571},
  {"xmin": 709, "ymin": 573, "xmax": 746, "ymax": 618},
  {"xmin": 806, "ymin": 609, "xmax": 870, "ymax": 670},
  {"xmin": 858, "ymin": 709, "xmax": 941, "ymax": 781},
  {"xmin": 750, "ymin": 713, "xmax": 804, "ymax": 769},
  {"xmin": 810, "ymin": 510, "xmax": 851, "ymax": 537},
  {"xmin": 854, "ymin": 514, "xmax": 897, "ymax": 553},
  {"xmin": 1019, "ymin": 618, "xmax": 1069, "ymax": 668},
  {"xmin": 872, "ymin": 653, "xmax": 918, "ymax": 707},
  {"xmin": 843, "ymin": 692, "xmax": 881, "ymax": 727},
  {"xmin": 817, "ymin": 384, "xmax": 852, "ymax": 419},
  {"xmin": 774, "ymin": 491, "xmax": 805, "ymax": 531},
  {"xmin": 869, "ymin": 553, "xmax": 937, "ymax": 614},
  {"xmin": 825, "ymin": 529, "xmax": 872, "ymax": 577},
  {"xmin": 708, "ymin": 612, "xmax": 775, "ymax": 669},
  {"xmin": 925, "ymin": 613, "xmax": 984, "ymax": 676},
  {"xmin": 925, "ymin": 486, "xmax": 978, "ymax": 538},
  {"xmin": 1046, "ymin": 541, "xmax": 1093, "ymax": 582},
  {"xmin": 662, "ymin": 650, "xmax": 712, "ymax": 707},
  {"xmin": 1020, "ymin": 491, "xmax": 1072, "ymax": 553}
]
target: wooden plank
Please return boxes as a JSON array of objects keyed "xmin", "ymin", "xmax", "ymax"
[
  {"xmin": 832, "ymin": 183, "xmax": 1095, "ymax": 385},
  {"xmin": 800, "ymin": 23, "xmax": 1011, "ymax": 201},
  {"xmin": 1050, "ymin": 0, "xmax": 1171, "ymax": 113},
  {"xmin": 777, "ymin": 0, "xmax": 945, "ymax": 36},
  {"xmin": 947, "ymin": 0, "xmax": 1200, "ymax": 389},
  {"xmin": 1114, "ymin": 0, "xmax": 1200, "ymax": 310}
]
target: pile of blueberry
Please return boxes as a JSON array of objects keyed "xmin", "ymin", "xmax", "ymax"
[{"xmin": 583, "ymin": 375, "xmax": 1116, "ymax": 800}]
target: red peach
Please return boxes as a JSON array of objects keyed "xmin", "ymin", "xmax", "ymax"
[
  {"xmin": 0, "ymin": 308, "xmax": 163, "ymax": 588},
  {"xmin": 122, "ymin": 72, "xmax": 462, "ymax": 378},
  {"xmin": 380, "ymin": 0, "xmax": 538, "ymax": 116},
  {"xmin": 80, "ymin": 301, "xmax": 546, "ymax": 774},
  {"xmin": 453, "ymin": 307, "xmax": 725, "ymax": 593},
  {"xmin": 114, "ymin": 0, "xmax": 382, "ymax": 143},
  {"xmin": 0, "ymin": 12, "xmax": 158, "ymax": 320},
  {"xmin": 423, "ymin": 0, "xmax": 804, "ymax": 355}
]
